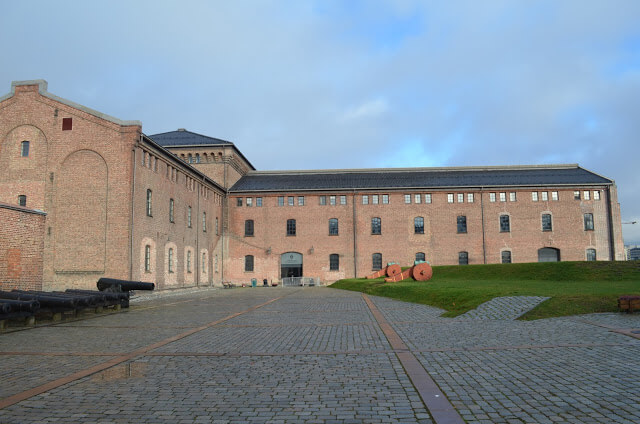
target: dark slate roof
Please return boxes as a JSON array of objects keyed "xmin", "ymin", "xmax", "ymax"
[
  {"xmin": 148, "ymin": 129, "xmax": 233, "ymax": 147},
  {"xmin": 229, "ymin": 165, "xmax": 612, "ymax": 193}
]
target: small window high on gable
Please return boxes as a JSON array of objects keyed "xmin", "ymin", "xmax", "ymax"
[{"xmin": 62, "ymin": 118, "xmax": 73, "ymax": 131}]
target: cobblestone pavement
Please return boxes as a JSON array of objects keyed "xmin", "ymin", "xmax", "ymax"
[
  {"xmin": 0, "ymin": 287, "xmax": 639, "ymax": 423},
  {"xmin": 455, "ymin": 296, "xmax": 550, "ymax": 321}
]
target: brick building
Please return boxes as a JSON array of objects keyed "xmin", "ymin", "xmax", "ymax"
[{"xmin": 0, "ymin": 80, "xmax": 625, "ymax": 290}]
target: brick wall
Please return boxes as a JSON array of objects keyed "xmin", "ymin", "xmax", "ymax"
[{"xmin": 0, "ymin": 204, "xmax": 45, "ymax": 291}]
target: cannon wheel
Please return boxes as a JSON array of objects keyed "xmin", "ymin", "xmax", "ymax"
[
  {"xmin": 412, "ymin": 262, "xmax": 433, "ymax": 281},
  {"xmin": 386, "ymin": 264, "xmax": 401, "ymax": 278}
]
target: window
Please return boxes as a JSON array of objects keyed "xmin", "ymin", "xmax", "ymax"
[
  {"xmin": 447, "ymin": 193, "xmax": 454, "ymax": 203},
  {"xmin": 298, "ymin": 196, "xmax": 304, "ymax": 206},
  {"xmin": 501, "ymin": 251, "xmax": 512, "ymax": 264},
  {"xmin": 551, "ymin": 191, "xmax": 558, "ymax": 201},
  {"xmin": 404, "ymin": 194, "xmax": 411, "ymax": 204},
  {"xmin": 246, "ymin": 198, "xmax": 253, "ymax": 207},
  {"xmin": 21, "ymin": 141, "xmax": 30, "ymax": 157},
  {"xmin": 574, "ymin": 191, "xmax": 580, "ymax": 200},
  {"xmin": 187, "ymin": 206, "xmax": 192, "ymax": 228},
  {"xmin": 499, "ymin": 192, "xmax": 506, "ymax": 202},
  {"xmin": 146, "ymin": 189, "xmax": 152, "ymax": 216},
  {"xmin": 583, "ymin": 191, "xmax": 590, "ymax": 200},
  {"xmin": 542, "ymin": 214, "xmax": 552, "ymax": 231},
  {"xmin": 278, "ymin": 196, "xmax": 284, "ymax": 206},
  {"xmin": 245, "ymin": 219, "xmax": 254, "ymax": 237},
  {"xmin": 459, "ymin": 251, "xmax": 469, "ymax": 265},
  {"xmin": 330, "ymin": 195, "xmax": 336, "ymax": 205},
  {"xmin": 187, "ymin": 250, "xmax": 192, "ymax": 273},
  {"xmin": 245, "ymin": 255, "xmax": 254, "ymax": 272},
  {"xmin": 541, "ymin": 191, "xmax": 548, "ymax": 201},
  {"xmin": 509, "ymin": 192, "xmax": 517, "ymax": 202},
  {"xmin": 288, "ymin": 196, "xmax": 294, "ymax": 206},
  {"xmin": 329, "ymin": 254, "xmax": 339, "ymax": 271},
  {"xmin": 144, "ymin": 245, "xmax": 151, "ymax": 272},
  {"xmin": 489, "ymin": 193, "xmax": 496, "ymax": 202},
  {"xmin": 287, "ymin": 219, "xmax": 296, "ymax": 236},
  {"xmin": 202, "ymin": 253, "xmax": 207, "ymax": 273},
  {"xmin": 195, "ymin": 153, "xmax": 200, "ymax": 163},
  {"xmin": 414, "ymin": 194, "xmax": 421, "ymax": 204},
  {"xmin": 329, "ymin": 218, "xmax": 339, "ymax": 236},
  {"xmin": 416, "ymin": 252, "xmax": 425, "ymax": 262},
  {"xmin": 425, "ymin": 194, "xmax": 432, "ymax": 204},
  {"xmin": 18, "ymin": 195, "xmax": 26, "ymax": 207},
  {"xmin": 372, "ymin": 253, "xmax": 382, "ymax": 271},
  {"xmin": 202, "ymin": 212, "xmax": 207, "ymax": 232},
  {"xmin": 500, "ymin": 215, "xmax": 510, "ymax": 232},
  {"xmin": 382, "ymin": 194, "xmax": 389, "ymax": 204},
  {"xmin": 168, "ymin": 248, "xmax": 174, "ymax": 273},
  {"xmin": 371, "ymin": 217, "xmax": 381, "ymax": 235},
  {"xmin": 593, "ymin": 191, "xmax": 600, "ymax": 200},
  {"xmin": 215, "ymin": 217, "xmax": 218, "ymax": 235},
  {"xmin": 62, "ymin": 117, "xmax": 73, "ymax": 130},
  {"xmin": 532, "ymin": 192, "xmax": 539, "ymax": 202},
  {"xmin": 256, "ymin": 197, "xmax": 263, "ymax": 207},
  {"xmin": 188, "ymin": 154, "xmax": 193, "ymax": 163},
  {"xmin": 362, "ymin": 195, "xmax": 369, "ymax": 205},
  {"xmin": 457, "ymin": 216, "xmax": 467, "ymax": 233},
  {"xmin": 215, "ymin": 255, "xmax": 218, "ymax": 273},
  {"xmin": 169, "ymin": 199, "xmax": 175, "ymax": 223},
  {"xmin": 414, "ymin": 217, "xmax": 424, "ymax": 234},
  {"xmin": 584, "ymin": 213, "xmax": 594, "ymax": 231},
  {"xmin": 319, "ymin": 196, "xmax": 327, "ymax": 205},
  {"xmin": 468, "ymin": 193, "xmax": 474, "ymax": 203},
  {"xmin": 372, "ymin": 195, "xmax": 379, "ymax": 205},
  {"xmin": 340, "ymin": 195, "xmax": 347, "ymax": 205},
  {"xmin": 586, "ymin": 248, "xmax": 596, "ymax": 261},
  {"xmin": 458, "ymin": 193, "xmax": 464, "ymax": 203}
]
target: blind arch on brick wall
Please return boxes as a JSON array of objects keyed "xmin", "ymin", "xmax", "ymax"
[{"xmin": 54, "ymin": 150, "xmax": 108, "ymax": 273}]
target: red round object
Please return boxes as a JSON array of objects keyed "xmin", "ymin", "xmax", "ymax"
[
  {"xmin": 386, "ymin": 264, "xmax": 401, "ymax": 277},
  {"xmin": 412, "ymin": 262, "xmax": 433, "ymax": 281}
]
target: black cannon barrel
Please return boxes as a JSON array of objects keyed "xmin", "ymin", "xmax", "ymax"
[
  {"xmin": 65, "ymin": 289, "xmax": 129, "ymax": 307},
  {"xmin": 8, "ymin": 290, "xmax": 78, "ymax": 309},
  {"xmin": 97, "ymin": 278, "xmax": 155, "ymax": 292},
  {"xmin": 0, "ymin": 299, "xmax": 40, "ymax": 313},
  {"xmin": 0, "ymin": 302, "xmax": 12, "ymax": 314},
  {"xmin": 50, "ymin": 291, "xmax": 99, "ymax": 307}
]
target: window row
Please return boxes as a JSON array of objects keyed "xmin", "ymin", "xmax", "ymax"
[
  {"xmin": 573, "ymin": 190, "xmax": 601, "ymax": 201},
  {"xmin": 243, "ymin": 213, "xmax": 596, "ymax": 237},
  {"xmin": 243, "ymin": 254, "xmax": 343, "ymax": 272},
  {"xmin": 237, "ymin": 197, "xmax": 263, "ymax": 207},
  {"xmin": 457, "ymin": 248, "xmax": 597, "ymax": 265},
  {"xmin": 178, "ymin": 152, "xmax": 224, "ymax": 164},
  {"xmin": 146, "ymin": 189, "xmax": 218, "ymax": 234},
  {"xmin": 144, "ymin": 246, "xmax": 213, "ymax": 274}
]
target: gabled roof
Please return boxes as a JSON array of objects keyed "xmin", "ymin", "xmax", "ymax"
[
  {"xmin": 229, "ymin": 164, "xmax": 613, "ymax": 193},
  {"xmin": 149, "ymin": 129, "xmax": 233, "ymax": 147}
]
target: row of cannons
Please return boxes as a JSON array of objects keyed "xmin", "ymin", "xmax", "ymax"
[
  {"xmin": 0, "ymin": 278, "xmax": 154, "ymax": 328},
  {"xmin": 366, "ymin": 261, "xmax": 434, "ymax": 282}
]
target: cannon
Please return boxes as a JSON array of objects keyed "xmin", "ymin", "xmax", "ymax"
[
  {"xmin": 97, "ymin": 278, "xmax": 155, "ymax": 292},
  {"xmin": 2, "ymin": 290, "xmax": 79, "ymax": 309},
  {"xmin": 384, "ymin": 261, "xmax": 433, "ymax": 283},
  {"xmin": 366, "ymin": 263, "xmax": 402, "ymax": 279},
  {"xmin": 0, "ymin": 299, "xmax": 40, "ymax": 314},
  {"xmin": 66, "ymin": 289, "xmax": 130, "ymax": 308}
]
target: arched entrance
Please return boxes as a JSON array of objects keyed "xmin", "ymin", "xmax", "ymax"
[
  {"xmin": 538, "ymin": 247, "xmax": 560, "ymax": 262},
  {"xmin": 281, "ymin": 252, "xmax": 303, "ymax": 278}
]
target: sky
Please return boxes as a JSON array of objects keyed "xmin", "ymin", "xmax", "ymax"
[{"xmin": 1, "ymin": 0, "xmax": 639, "ymax": 244}]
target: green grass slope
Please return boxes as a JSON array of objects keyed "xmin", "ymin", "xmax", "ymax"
[{"xmin": 330, "ymin": 261, "xmax": 640, "ymax": 319}]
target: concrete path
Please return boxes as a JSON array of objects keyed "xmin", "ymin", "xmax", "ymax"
[{"xmin": 0, "ymin": 287, "xmax": 639, "ymax": 423}]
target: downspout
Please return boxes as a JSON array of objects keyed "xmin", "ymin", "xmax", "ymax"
[
  {"xmin": 221, "ymin": 148, "xmax": 227, "ymax": 283},
  {"xmin": 605, "ymin": 185, "xmax": 616, "ymax": 260},
  {"xmin": 129, "ymin": 141, "xmax": 138, "ymax": 280},
  {"xmin": 480, "ymin": 188, "xmax": 486, "ymax": 264},
  {"xmin": 352, "ymin": 190, "xmax": 357, "ymax": 278},
  {"xmin": 196, "ymin": 178, "xmax": 200, "ymax": 287}
]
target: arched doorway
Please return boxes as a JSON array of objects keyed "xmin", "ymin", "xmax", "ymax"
[
  {"xmin": 538, "ymin": 247, "xmax": 560, "ymax": 262},
  {"xmin": 281, "ymin": 252, "xmax": 303, "ymax": 278}
]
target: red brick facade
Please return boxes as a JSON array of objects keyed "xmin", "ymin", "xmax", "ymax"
[
  {"xmin": 0, "ymin": 80, "xmax": 626, "ymax": 290},
  {"xmin": 0, "ymin": 204, "xmax": 46, "ymax": 291}
]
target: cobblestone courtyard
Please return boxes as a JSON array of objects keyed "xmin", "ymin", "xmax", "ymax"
[{"xmin": 1, "ymin": 287, "xmax": 639, "ymax": 423}]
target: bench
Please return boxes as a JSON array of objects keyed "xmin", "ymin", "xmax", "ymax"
[{"xmin": 618, "ymin": 295, "xmax": 640, "ymax": 313}]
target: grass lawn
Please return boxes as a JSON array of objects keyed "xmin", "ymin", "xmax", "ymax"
[{"xmin": 329, "ymin": 261, "xmax": 640, "ymax": 320}]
